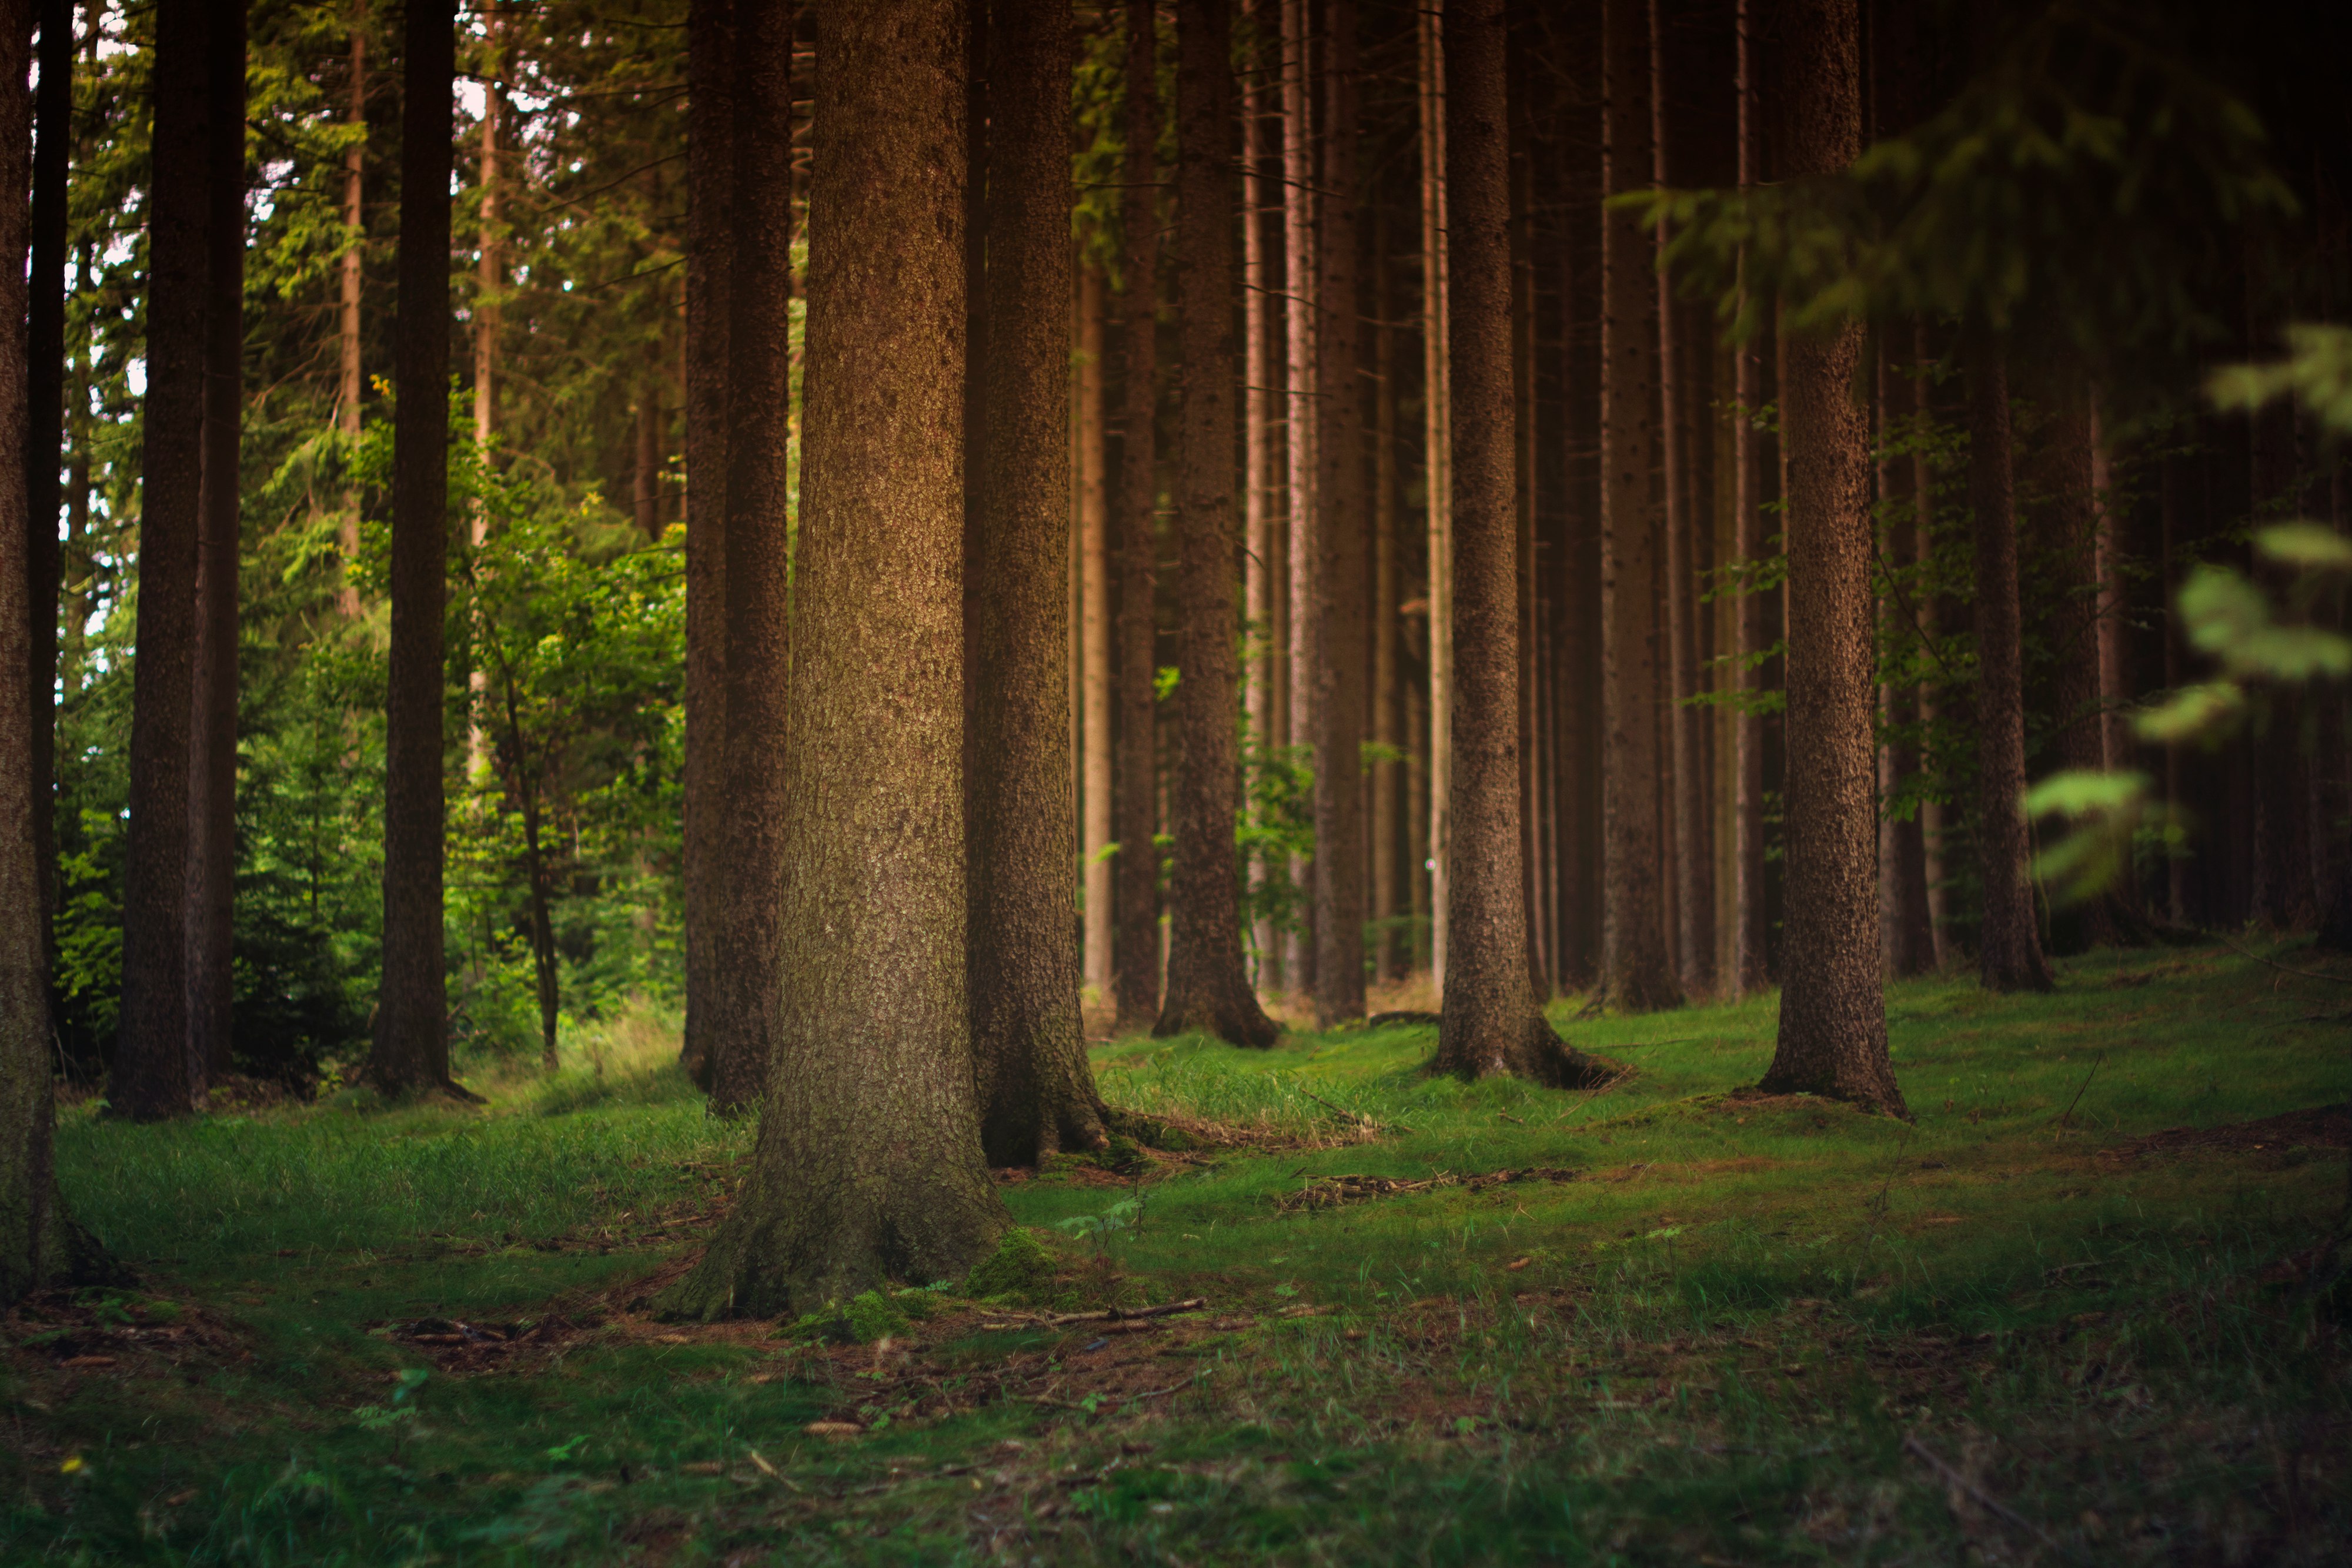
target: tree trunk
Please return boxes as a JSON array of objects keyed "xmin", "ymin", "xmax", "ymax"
[
  {"xmin": 658, "ymin": 0, "xmax": 1006, "ymax": 1318},
  {"xmin": 1729, "ymin": 0, "xmax": 1767, "ymax": 997},
  {"xmin": 1965, "ymin": 325, "xmax": 2053, "ymax": 992},
  {"xmin": 1598, "ymin": 0, "xmax": 1677, "ymax": 1014},
  {"xmin": 186, "ymin": 0, "xmax": 246, "ymax": 1089},
  {"xmin": 25, "ymin": 0, "xmax": 69, "ymax": 941},
  {"xmin": 1758, "ymin": 0, "xmax": 1902, "ymax": 1115},
  {"xmin": 1078, "ymin": 265, "xmax": 1114, "ymax": 1002},
  {"xmin": 463, "ymin": 21, "xmax": 499, "ymax": 781},
  {"xmin": 1240, "ymin": 0, "xmax": 1275, "ymax": 986},
  {"xmin": 704, "ymin": 0, "xmax": 793, "ymax": 1118},
  {"xmin": 1156, "ymin": 0, "xmax": 1278, "ymax": 1048},
  {"xmin": 1370, "ymin": 209, "xmax": 1401, "ymax": 982},
  {"xmin": 1913, "ymin": 319, "xmax": 1953, "ymax": 962},
  {"xmin": 1432, "ymin": 0, "xmax": 1612, "ymax": 1088},
  {"xmin": 678, "ymin": 0, "xmax": 734, "ymax": 1087},
  {"xmin": 1279, "ymin": 0, "xmax": 1315, "ymax": 994},
  {"xmin": 1417, "ymin": 0, "xmax": 1451, "ymax": 994},
  {"xmin": 338, "ymin": 6, "xmax": 365, "ymax": 616},
  {"xmin": 2249, "ymin": 377, "xmax": 2317, "ymax": 930},
  {"xmin": 1876, "ymin": 337, "xmax": 1935, "ymax": 974},
  {"xmin": 1309, "ymin": 0, "xmax": 1365, "ymax": 1027},
  {"xmin": 970, "ymin": 0, "xmax": 1105, "ymax": 1165},
  {"xmin": 2042, "ymin": 381, "xmax": 2123, "ymax": 948},
  {"xmin": 1111, "ymin": 0, "xmax": 1162, "ymax": 1032},
  {"xmin": 634, "ymin": 386, "xmax": 661, "ymax": 537},
  {"xmin": 372, "ymin": 0, "xmax": 460, "ymax": 1095},
  {"xmin": 114, "ymin": 0, "xmax": 214, "ymax": 1119}
]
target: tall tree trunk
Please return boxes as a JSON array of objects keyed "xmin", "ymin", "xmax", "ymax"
[
  {"xmin": 678, "ymin": 0, "xmax": 734, "ymax": 1087},
  {"xmin": 25, "ymin": 0, "xmax": 68, "ymax": 939},
  {"xmin": 1966, "ymin": 325, "xmax": 2053, "ymax": 992},
  {"xmin": 1876, "ymin": 338, "xmax": 1935, "ymax": 974},
  {"xmin": 1598, "ymin": 0, "xmax": 1677, "ymax": 1014},
  {"xmin": 465, "ymin": 12, "xmax": 502, "ymax": 778},
  {"xmin": 1432, "ymin": 0, "xmax": 1612, "ymax": 1087},
  {"xmin": 1913, "ymin": 319, "xmax": 1953, "ymax": 962},
  {"xmin": 114, "ymin": 0, "xmax": 215, "ymax": 1118},
  {"xmin": 2042, "ymin": 381, "xmax": 2120, "ymax": 947},
  {"xmin": 1111, "ymin": 0, "xmax": 1162, "ymax": 1032},
  {"xmin": 657, "ymin": 0, "xmax": 1006, "ymax": 1316},
  {"xmin": 971, "ymin": 0, "xmax": 1105, "ymax": 1165},
  {"xmin": 1240, "ymin": 0, "xmax": 1275, "ymax": 985},
  {"xmin": 338, "ymin": 6, "xmax": 365, "ymax": 617},
  {"xmin": 2249, "ymin": 366, "xmax": 2316, "ymax": 930},
  {"xmin": 1730, "ymin": 0, "xmax": 1766, "ymax": 996},
  {"xmin": 1279, "ymin": 0, "xmax": 1315, "ymax": 993},
  {"xmin": 1758, "ymin": 0, "xmax": 1902, "ymax": 1115},
  {"xmin": 704, "ymin": 0, "xmax": 793, "ymax": 1118},
  {"xmin": 1157, "ymin": 0, "xmax": 1278, "ymax": 1047},
  {"xmin": 1417, "ymin": 0, "xmax": 1451, "ymax": 994},
  {"xmin": 1310, "ymin": 0, "xmax": 1365, "ymax": 1027},
  {"xmin": 1370, "ymin": 208, "xmax": 1401, "ymax": 982},
  {"xmin": 372, "ymin": 0, "xmax": 460, "ymax": 1095},
  {"xmin": 634, "ymin": 386, "xmax": 661, "ymax": 537},
  {"xmin": 1078, "ymin": 265, "xmax": 1114, "ymax": 1001},
  {"xmin": 186, "ymin": 0, "xmax": 246, "ymax": 1088}
]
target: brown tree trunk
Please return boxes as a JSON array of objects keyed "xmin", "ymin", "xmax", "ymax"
[
  {"xmin": 1913, "ymin": 319, "xmax": 1953, "ymax": 962},
  {"xmin": 1730, "ymin": 0, "xmax": 1766, "ymax": 996},
  {"xmin": 634, "ymin": 386, "xmax": 661, "ymax": 537},
  {"xmin": 1965, "ymin": 325, "xmax": 2053, "ymax": 992},
  {"xmin": 970, "ymin": 0, "xmax": 1105, "ymax": 1165},
  {"xmin": 1279, "ymin": 0, "xmax": 1315, "ymax": 993},
  {"xmin": 25, "ymin": 0, "xmax": 69, "ymax": 941},
  {"xmin": 1759, "ymin": 0, "xmax": 1903, "ymax": 1115},
  {"xmin": 1876, "ymin": 339, "xmax": 1935, "ymax": 974},
  {"xmin": 1417, "ymin": 0, "xmax": 1452, "ymax": 992},
  {"xmin": 678, "ymin": 0, "xmax": 733, "ymax": 1087},
  {"xmin": 2249, "ymin": 377, "xmax": 2317, "ymax": 930},
  {"xmin": 1432, "ymin": 0, "xmax": 1612, "ymax": 1087},
  {"xmin": 1311, "ymin": 0, "xmax": 1366, "ymax": 1027},
  {"xmin": 1598, "ymin": 0, "xmax": 1677, "ymax": 1014},
  {"xmin": 372, "ymin": 0, "xmax": 463, "ymax": 1096},
  {"xmin": 2042, "ymin": 381, "xmax": 2120, "ymax": 947},
  {"xmin": 1077, "ymin": 266, "xmax": 1114, "ymax": 1002},
  {"xmin": 1240, "ymin": 0, "xmax": 1275, "ymax": 985},
  {"xmin": 704, "ymin": 0, "xmax": 793, "ymax": 1119},
  {"xmin": 1111, "ymin": 0, "xmax": 1162, "ymax": 1032},
  {"xmin": 1370, "ymin": 209, "xmax": 1401, "ymax": 982},
  {"xmin": 338, "ymin": 6, "xmax": 365, "ymax": 616},
  {"xmin": 659, "ymin": 0, "xmax": 1007, "ymax": 1318},
  {"xmin": 1157, "ymin": 0, "xmax": 1278, "ymax": 1047},
  {"xmin": 186, "ymin": 0, "xmax": 245, "ymax": 1088},
  {"xmin": 114, "ymin": 0, "xmax": 215, "ymax": 1118}
]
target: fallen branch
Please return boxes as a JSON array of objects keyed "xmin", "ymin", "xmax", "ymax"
[
  {"xmin": 1046, "ymin": 1298, "xmax": 1207, "ymax": 1328},
  {"xmin": 1903, "ymin": 1433, "xmax": 2082, "ymax": 1564}
]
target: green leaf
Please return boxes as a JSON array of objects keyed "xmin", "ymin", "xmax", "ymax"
[
  {"xmin": 2256, "ymin": 521, "xmax": 2352, "ymax": 573},
  {"xmin": 2133, "ymin": 683, "xmax": 2244, "ymax": 743}
]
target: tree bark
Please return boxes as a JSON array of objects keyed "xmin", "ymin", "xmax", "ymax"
[
  {"xmin": 1240, "ymin": 0, "xmax": 1276, "ymax": 986},
  {"xmin": 1730, "ymin": 0, "xmax": 1766, "ymax": 997},
  {"xmin": 1078, "ymin": 265, "xmax": 1113, "ymax": 1002},
  {"xmin": 114, "ymin": 0, "xmax": 214, "ymax": 1119},
  {"xmin": 371, "ymin": 0, "xmax": 460, "ymax": 1095},
  {"xmin": 704, "ymin": 0, "xmax": 794, "ymax": 1118},
  {"xmin": 970, "ymin": 0, "xmax": 1105, "ymax": 1165},
  {"xmin": 678, "ymin": 0, "xmax": 734, "ymax": 1087},
  {"xmin": 1156, "ymin": 0, "xmax": 1278, "ymax": 1047},
  {"xmin": 1310, "ymin": 0, "xmax": 1365, "ymax": 1027},
  {"xmin": 659, "ymin": 0, "xmax": 1006, "ymax": 1318},
  {"xmin": 1417, "ymin": 0, "xmax": 1451, "ymax": 994},
  {"xmin": 1758, "ymin": 0, "xmax": 1902, "ymax": 1115},
  {"xmin": 1913, "ymin": 319, "xmax": 1953, "ymax": 963},
  {"xmin": 1965, "ymin": 326, "xmax": 2053, "ymax": 992},
  {"xmin": 1876, "ymin": 337, "xmax": 1935, "ymax": 974},
  {"xmin": 1370, "ymin": 208, "xmax": 1401, "ymax": 982},
  {"xmin": 1432, "ymin": 0, "xmax": 1612, "ymax": 1088},
  {"xmin": 338, "ymin": 6, "xmax": 365, "ymax": 616},
  {"xmin": 2041, "ymin": 380, "xmax": 2122, "ymax": 948},
  {"xmin": 1111, "ymin": 0, "xmax": 1162, "ymax": 1032},
  {"xmin": 186, "ymin": 0, "xmax": 246, "ymax": 1088},
  {"xmin": 25, "ymin": 0, "xmax": 68, "ymax": 941},
  {"xmin": 1598, "ymin": 0, "xmax": 1677, "ymax": 1014},
  {"xmin": 1279, "ymin": 0, "xmax": 1315, "ymax": 992}
]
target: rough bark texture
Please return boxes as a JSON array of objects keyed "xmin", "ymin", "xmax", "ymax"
[
  {"xmin": 1432, "ymin": 0, "xmax": 1613, "ymax": 1089},
  {"xmin": 1311, "ymin": 0, "xmax": 1366, "ymax": 1028},
  {"xmin": 372, "ymin": 0, "xmax": 460, "ymax": 1095},
  {"xmin": 1730, "ymin": 0, "xmax": 1766, "ymax": 995},
  {"xmin": 1417, "ymin": 0, "xmax": 1451, "ymax": 990},
  {"xmin": 186, "ymin": 0, "xmax": 246, "ymax": 1086},
  {"xmin": 703, "ymin": 0, "xmax": 793, "ymax": 1118},
  {"xmin": 678, "ymin": 0, "xmax": 733, "ymax": 1087},
  {"xmin": 1758, "ymin": 0, "xmax": 1903, "ymax": 1116},
  {"xmin": 1279, "ymin": 0, "xmax": 1315, "ymax": 993},
  {"xmin": 1111, "ymin": 0, "xmax": 1161, "ymax": 1032},
  {"xmin": 658, "ymin": 0, "xmax": 1006, "ymax": 1318},
  {"xmin": 25, "ymin": 0, "xmax": 68, "ymax": 937},
  {"xmin": 1597, "ymin": 0, "xmax": 1678, "ymax": 1014},
  {"xmin": 337, "ymin": 12, "xmax": 365, "ymax": 616},
  {"xmin": 1965, "ymin": 327, "xmax": 2053, "ymax": 992},
  {"xmin": 1240, "ymin": 0, "xmax": 1275, "ymax": 985},
  {"xmin": 1156, "ymin": 0, "xmax": 1278, "ymax": 1048},
  {"xmin": 970, "ymin": 0, "xmax": 1105, "ymax": 1164},
  {"xmin": 1078, "ymin": 265, "xmax": 1114, "ymax": 1001},
  {"xmin": 1876, "ymin": 342, "xmax": 1936, "ymax": 975},
  {"xmin": 114, "ymin": 0, "xmax": 213, "ymax": 1119},
  {"xmin": 1370, "ymin": 216, "xmax": 1401, "ymax": 981}
]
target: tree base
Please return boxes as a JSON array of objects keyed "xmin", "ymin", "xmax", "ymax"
[
  {"xmin": 1432, "ymin": 1009, "xmax": 1621, "ymax": 1090},
  {"xmin": 1152, "ymin": 985, "xmax": 1279, "ymax": 1048},
  {"xmin": 1755, "ymin": 1058, "xmax": 1909, "ymax": 1119}
]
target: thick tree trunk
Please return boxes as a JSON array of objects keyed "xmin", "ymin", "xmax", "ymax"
[
  {"xmin": 115, "ymin": 0, "xmax": 214, "ymax": 1118},
  {"xmin": 1598, "ymin": 0, "xmax": 1677, "ymax": 1014},
  {"xmin": 372, "ymin": 0, "xmax": 460, "ymax": 1095},
  {"xmin": 1759, "ymin": 0, "xmax": 1902, "ymax": 1115},
  {"xmin": 970, "ymin": 0, "xmax": 1105, "ymax": 1165},
  {"xmin": 186, "ymin": 0, "xmax": 246, "ymax": 1088},
  {"xmin": 704, "ymin": 0, "xmax": 794, "ymax": 1118},
  {"xmin": 1311, "ymin": 0, "xmax": 1366, "ymax": 1027},
  {"xmin": 338, "ymin": 9, "xmax": 365, "ymax": 616},
  {"xmin": 678, "ymin": 0, "xmax": 733, "ymax": 1087},
  {"xmin": 1432, "ymin": 0, "xmax": 1613, "ymax": 1088},
  {"xmin": 1417, "ymin": 0, "xmax": 1451, "ymax": 993},
  {"xmin": 1156, "ymin": 0, "xmax": 1278, "ymax": 1047},
  {"xmin": 1965, "ymin": 326, "xmax": 2053, "ymax": 992},
  {"xmin": 1111, "ymin": 0, "xmax": 1162, "ymax": 1032},
  {"xmin": 1078, "ymin": 266, "xmax": 1114, "ymax": 1001},
  {"xmin": 1876, "ymin": 339, "xmax": 1936, "ymax": 974},
  {"xmin": 659, "ymin": 0, "xmax": 1006, "ymax": 1318},
  {"xmin": 25, "ymin": 0, "xmax": 68, "ymax": 939},
  {"xmin": 1730, "ymin": 0, "xmax": 1766, "ymax": 996}
]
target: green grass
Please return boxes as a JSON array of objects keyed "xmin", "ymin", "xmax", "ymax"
[{"xmin": 5, "ymin": 942, "xmax": 2347, "ymax": 1564}]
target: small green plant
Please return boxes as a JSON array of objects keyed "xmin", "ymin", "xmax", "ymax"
[
  {"xmin": 843, "ymin": 1290, "xmax": 906, "ymax": 1344},
  {"xmin": 967, "ymin": 1228, "xmax": 1058, "ymax": 1303}
]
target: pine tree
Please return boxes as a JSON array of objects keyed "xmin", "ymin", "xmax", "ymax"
[{"xmin": 25, "ymin": 0, "xmax": 69, "ymax": 934}]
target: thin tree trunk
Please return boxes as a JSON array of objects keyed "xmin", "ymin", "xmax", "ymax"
[
  {"xmin": 1965, "ymin": 325, "xmax": 2053, "ymax": 992},
  {"xmin": 25, "ymin": 0, "xmax": 69, "ymax": 940},
  {"xmin": 1418, "ymin": 0, "xmax": 1451, "ymax": 995},
  {"xmin": 115, "ymin": 0, "xmax": 215, "ymax": 1118},
  {"xmin": 971, "ymin": 0, "xmax": 1105, "ymax": 1164},
  {"xmin": 339, "ymin": 6, "xmax": 365, "ymax": 617},
  {"xmin": 466, "ymin": 12, "xmax": 502, "ymax": 778},
  {"xmin": 1240, "ymin": 0, "xmax": 1274, "ymax": 985},
  {"xmin": 1759, "ymin": 0, "xmax": 1902, "ymax": 1115},
  {"xmin": 2043, "ymin": 380, "xmax": 2120, "ymax": 947},
  {"xmin": 1371, "ymin": 209, "xmax": 1401, "ymax": 982},
  {"xmin": 2249, "ymin": 357, "xmax": 2316, "ymax": 930},
  {"xmin": 1913, "ymin": 319, "xmax": 1952, "ymax": 962},
  {"xmin": 1078, "ymin": 265, "xmax": 1114, "ymax": 1001},
  {"xmin": 1111, "ymin": 0, "xmax": 1162, "ymax": 1032},
  {"xmin": 704, "ymin": 0, "xmax": 793, "ymax": 1118},
  {"xmin": 1157, "ymin": 0, "xmax": 1279, "ymax": 1047},
  {"xmin": 659, "ymin": 0, "xmax": 1006, "ymax": 1316},
  {"xmin": 1876, "ymin": 337, "xmax": 1935, "ymax": 974},
  {"xmin": 1510, "ymin": 103, "xmax": 1544, "ymax": 995},
  {"xmin": 1280, "ymin": 0, "xmax": 1315, "ymax": 993},
  {"xmin": 2159, "ymin": 454, "xmax": 2186, "ymax": 922},
  {"xmin": 186, "ymin": 0, "xmax": 246, "ymax": 1089},
  {"xmin": 678, "ymin": 0, "xmax": 734, "ymax": 1087},
  {"xmin": 1730, "ymin": 0, "xmax": 1766, "ymax": 996},
  {"xmin": 1433, "ymin": 0, "xmax": 1612, "ymax": 1086},
  {"xmin": 634, "ymin": 387, "xmax": 660, "ymax": 537},
  {"xmin": 1598, "ymin": 0, "xmax": 1677, "ymax": 1014}
]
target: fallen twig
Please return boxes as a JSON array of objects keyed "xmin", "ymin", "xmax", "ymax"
[
  {"xmin": 1047, "ymin": 1298, "xmax": 1207, "ymax": 1328},
  {"xmin": 1903, "ymin": 1433, "xmax": 2082, "ymax": 1564},
  {"xmin": 2057, "ymin": 1052, "xmax": 2106, "ymax": 1129}
]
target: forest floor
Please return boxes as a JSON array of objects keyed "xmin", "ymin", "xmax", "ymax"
[{"xmin": 4, "ymin": 941, "xmax": 2348, "ymax": 1565}]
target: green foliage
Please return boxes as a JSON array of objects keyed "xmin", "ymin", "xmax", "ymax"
[{"xmin": 965, "ymin": 1228, "xmax": 1058, "ymax": 1304}]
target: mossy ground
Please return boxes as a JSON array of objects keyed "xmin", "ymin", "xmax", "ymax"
[{"xmin": 5, "ymin": 942, "xmax": 2347, "ymax": 1564}]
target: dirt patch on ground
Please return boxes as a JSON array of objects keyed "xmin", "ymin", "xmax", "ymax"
[
  {"xmin": 1272, "ymin": 1166, "xmax": 1583, "ymax": 1214},
  {"xmin": 2102, "ymin": 1104, "xmax": 2350, "ymax": 1162},
  {"xmin": 2, "ymin": 1286, "xmax": 253, "ymax": 1388}
]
